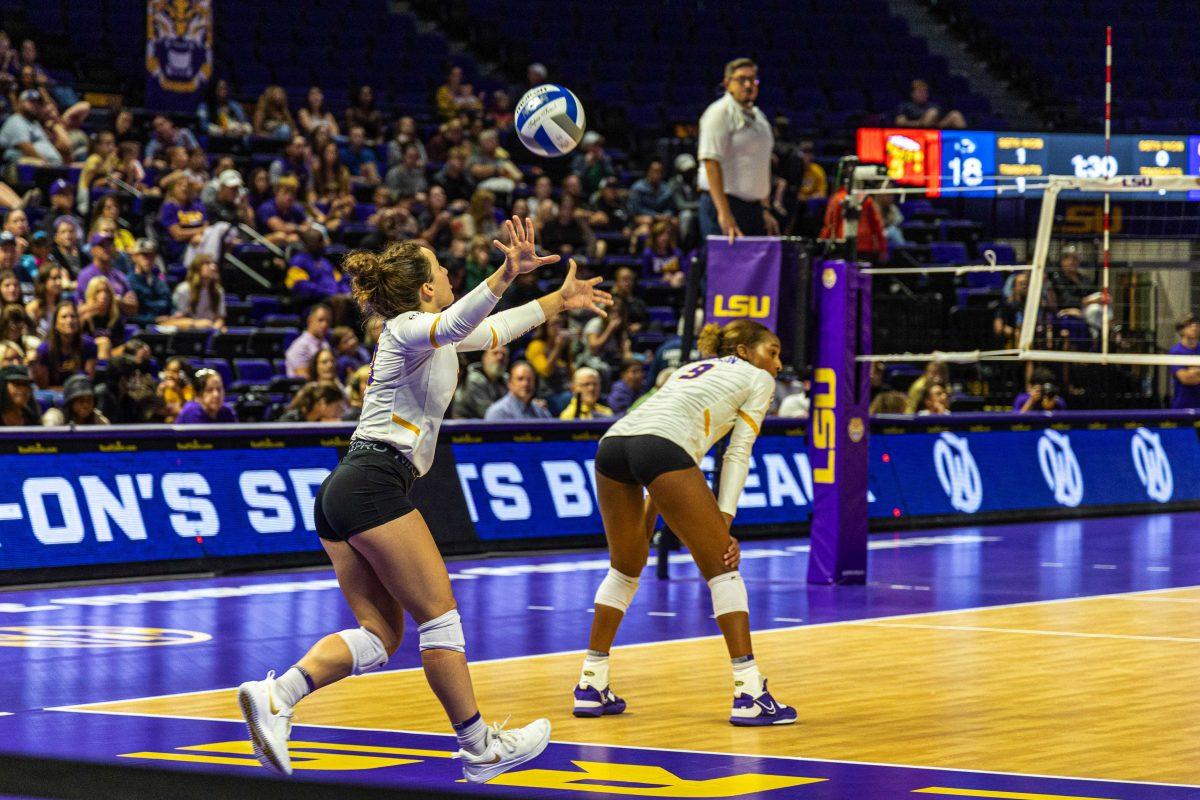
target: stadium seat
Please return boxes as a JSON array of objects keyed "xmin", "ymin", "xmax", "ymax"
[
  {"xmin": 232, "ymin": 359, "xmax": 274, "ymax": 391},
  {"xmin": 930, "ymin": 241, "xmax": 969, "ymax": 265},
  {"xmin": 210, "ymin": 331, "xmax": 255, "ymax": 359},
  {"xmin": 168, "ymin": 330, "xmax": 213, "ymax": 358}
]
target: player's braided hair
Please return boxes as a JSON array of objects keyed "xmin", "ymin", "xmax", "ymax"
[
  {"xmin": 342, "ymin": 241, "xmax": 433, "ymax": 321},
  {"xmin": 697, "ymin": 319, "xmax": 776, "ymax": 359}
]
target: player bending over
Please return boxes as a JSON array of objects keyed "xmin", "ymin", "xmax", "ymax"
[
  {"xmin": 238, "ymin": 217, "xmax": 610, "ymax": 781},
  {"xmin": 576, "ymin": 319, "xmax": 796, "ymax": 726}
]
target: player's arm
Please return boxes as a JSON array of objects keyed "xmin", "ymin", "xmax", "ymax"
[
  {"xmin": 393, "ymin": 216, "xmax": 559, "ymax": 350},
  {"xmin": 716, "ymin": 371, "xmax": 774, "ymax": 518},
  {"xmin": 457, "ymin": 259, "xmax": 610, "ymax": 352},
  {"xmin": 1174, "ymin": 365, "xmax": 1200, "ymax": 385}
]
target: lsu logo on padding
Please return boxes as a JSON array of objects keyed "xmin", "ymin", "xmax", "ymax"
[
  {"xmin": 713, "ymin": 294, "xmax": 771, "ymax": 319},
  {"xmin": 1131, "ymin": 427, "xmax": 1173, "ymax": 503},
  {"xmin": 1037, "ymin": 430, "xmax": 1083, "ymax": 507},
  {"xmin": 932, "ymin": 432, "xmax": 982, "ymax": 513},
  {"xmin": 810, "ymin": 368, "xmax": 836, "ymax": 484}
]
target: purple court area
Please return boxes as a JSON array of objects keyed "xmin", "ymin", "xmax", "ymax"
[{"xmin": 0, "ymin": 512, "xmax": 1197, "ymax": 798}]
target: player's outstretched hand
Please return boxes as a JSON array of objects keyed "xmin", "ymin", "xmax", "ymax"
[
  {"xmin": 494, "ymin": 215, "xmax": 560, "ymax": 277},
  {"xmin": 558, "ymin": 259, "xmax": 611, "ymax": 318}
]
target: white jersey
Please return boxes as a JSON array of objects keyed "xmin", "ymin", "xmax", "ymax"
[
  {"xmin": 603, "ymin": 356, "xmax": 774, "ymax": 516},
  {"xmin": 354, "ymin": 280, "xmax": 545, "ymax": 475}
]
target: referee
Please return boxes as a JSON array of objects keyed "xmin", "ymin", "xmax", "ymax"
[{"xmin": 698, "ymin": 58, "xmax": 779, "ymax": 243}]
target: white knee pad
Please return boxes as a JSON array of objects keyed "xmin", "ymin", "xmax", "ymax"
[
  {"xmin": 708, "ymin": 571, "xmax": 749, "ymax": 618},
  {"xmin": 594, "ymin": 568, "xmax": 640, "ymax": 612},
  {"xmin": 418, "ymin": 609, "xmax": 466, "ymax": 653},
  {"xmin": 337, "ymin": 626, "xmax": 388, "ymax": 675}
]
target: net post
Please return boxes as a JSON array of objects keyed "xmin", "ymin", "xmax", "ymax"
[
  {"xmin": 807, "ymin": 259, "xmax": 870, "ymax": 585},
  {"xmin": 656, "ymin": 251, "xmax": 707, "ymax": 579}
]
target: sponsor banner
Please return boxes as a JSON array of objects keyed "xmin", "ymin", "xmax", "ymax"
[
  {"xmin": 0, "ymin": 447, "xmax": 338, "ymax": 571},
  {"xmin": 0, "ymin": 417, "xmax": 1196, "ymax": 576},
  {"xmin": 146, "ymin": 0, "xmax": 212, "ymax": 110},
  {"xmin": 879, "ymin": 424, "xmax": 1200, "ymax": 516},
  {"xmin": 705, "ymin": 237, "xmax": 782, "ymax": 330}
]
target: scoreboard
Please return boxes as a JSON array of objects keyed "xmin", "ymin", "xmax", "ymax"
[{"xmin": 857, "ymin": 128, "xmax": 1197, "ymax": 198}]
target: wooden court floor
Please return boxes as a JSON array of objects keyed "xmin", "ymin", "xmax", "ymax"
[{"xmin": 74, "ymin": 586, "xmax": 1200, "ymax": 786}]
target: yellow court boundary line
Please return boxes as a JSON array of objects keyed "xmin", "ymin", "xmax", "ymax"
[{"xmin": 46, "ymin": 708, "xmax": 1200, "ymax": 791}]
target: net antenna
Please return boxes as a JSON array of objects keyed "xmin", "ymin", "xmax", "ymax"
[{"xmin": 1102, "ymin": 24, "xmax": 1114, "ymax": 359}]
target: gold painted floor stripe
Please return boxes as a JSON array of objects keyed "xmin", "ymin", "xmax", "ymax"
[{"xmin": 914, "ymin": 788, "xmax": 1118, "ymax": 800}]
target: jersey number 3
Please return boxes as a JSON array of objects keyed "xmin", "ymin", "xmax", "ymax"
[{"xmin": 678, "ymin": 362, "xmax": 714, "ymax": 380}]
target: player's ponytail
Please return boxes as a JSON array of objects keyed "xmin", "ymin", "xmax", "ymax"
[
  {"xmin": 343, "ymin": 241, "xmax": 433, "ymax": 321},
  {"xmin": 696, "ymin": 319, "xmax": 777, "ymax": 359},
  {"xmin": 697, "ymin": 323, "xmax": 725, "ymax": 357}
]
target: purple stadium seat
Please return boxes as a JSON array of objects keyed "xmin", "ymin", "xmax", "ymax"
[{"xmin": 930, "ymin": 241, "xmax": 969, "ymax": 265}]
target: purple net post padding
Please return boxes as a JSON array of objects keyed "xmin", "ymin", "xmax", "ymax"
[{"xmin": 807, "ymin": 259, "xmax": 870, "ymax": 585}]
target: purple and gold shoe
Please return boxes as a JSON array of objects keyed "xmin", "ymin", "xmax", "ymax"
[
  {"xmin": 573, "ymin": 684, "xmax": 626, "ymax": 718},
  {"xmin": 729, "ymin": 680, "xmax": 798, "ymax": 726}
]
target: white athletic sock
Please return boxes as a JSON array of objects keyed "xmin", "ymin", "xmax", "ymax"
[
  {"xmin": 454, "ymin": 712, "xmax": 489, "ymax": 757},
  {"xmin": 272, "ymin": 666, "xmax": 314, "ymax": 709},
  {"xmin": 580, "ymin": 650, "xmax": 610, "ymax": 689},
  {"xmin": 732, "ymin": 657, "xmax": 764, "ymax": 697}
]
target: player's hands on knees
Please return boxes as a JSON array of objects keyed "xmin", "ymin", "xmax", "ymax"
[
  {"xmin": 723, "ymin": 535, "xmax": 741, "ymax": 570},
  {"xmin": 494, "ymin": 214, "xmax": 559, "ymax": 277}
]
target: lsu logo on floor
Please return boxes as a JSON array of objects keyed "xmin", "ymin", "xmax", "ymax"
[{"xmin": 0, "ymin": 625, "xmax": 210, "ymax": 648}]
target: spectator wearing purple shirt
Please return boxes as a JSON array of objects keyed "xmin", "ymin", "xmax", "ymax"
[
  {"xmin": 606, "ymin": 358, "xmax": 646, "ymax": 414},
  {"xmin": 1170, "ymin": 313, "xmax": 1200, "ymax": 409},
  {"xmin": 285, "ymin": 228, "xmax": 350, "ymax": 307},
  {"xmin": 256, "ymin": 175, "xmax": 308, "ymax": 246},
  {"xmin": 75, "ymin": 232, "xmax": 137, "ymax": 314},
  {"xmin": 285, "ymin": 303, "xmax": 332, "ymax": 378},
  {"xmin": 1013, "ymin": 368, "xmax": 1067, "ymax": 413},
  {"xmin": 32, "ymin": 301, "xmax": 97, "ymax": 390},
  {"xmin": 158, "ymin": 178, "xmax": 208, "ymax": 264},
  {"xmin": 176, "ymin": 368, "xmax": 238, "ymax": 424}
]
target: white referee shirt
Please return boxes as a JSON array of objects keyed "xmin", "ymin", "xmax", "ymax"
[
  {"xmin": 354, "ymin": 280, "xmax": 546, "ymax": 475},
  {"xmin": 603, "ymin": 355, "xmax": 775, "ymax": 516},
  {"xmin": 696, "ymin": 92, "xmax": 774, "ymax": 203}
]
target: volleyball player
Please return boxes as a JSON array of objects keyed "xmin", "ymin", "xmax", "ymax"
[
  {"xmin": 238, "ymin": 217, "xmax": 611, "ymax": 781},
  {"xmin": 575, "ymin": 319, "xmax": 797, "ymax": 726}
]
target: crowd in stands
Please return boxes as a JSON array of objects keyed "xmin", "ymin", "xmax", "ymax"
[{"xmin": 0, "ymin": 23, "xmax": 1148, "ymax": 426}]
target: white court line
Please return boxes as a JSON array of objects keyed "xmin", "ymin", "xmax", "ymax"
[
  {"xmin": 1120, "ymin": 596, "xmax": 1200, "ymax": 604},
  {"xmin": 526, "ymin": 605, "xmax": 555, "ymax": 611},
  {"xmin": 647, "ymin": 611, "xmax": 676, "ymax": 617},
  {"xmin": 773, "ymin": 617, "xmax": 803, "ymax": 623},
  {"xmin": 50, "ymin": 582, "xmax": 1200, "ymax": 712},
  {"xmin": 51, "ymin": 707, "xmax": 1200, "ymax": 791},
  {"xmin": 859, "ymin": 621, "xmax": 1200, "ymax": 644}
]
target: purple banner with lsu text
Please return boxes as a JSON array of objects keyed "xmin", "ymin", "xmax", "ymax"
[
  {"xmin": 705, "ymin": 237, "xmax": 781, "ymax": 330},
  {"xmin": 807, "ymin": 259, "xmax": 871, "ymax": 585}
]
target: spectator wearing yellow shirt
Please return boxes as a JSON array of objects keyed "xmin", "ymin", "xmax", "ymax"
[
  {"xmin": 796, "ymin": 140, "xmax": 827, "ymax": 201},
  {"xmin": 558, "ymin": 366, "xmax": 613, "ymax": 420}
]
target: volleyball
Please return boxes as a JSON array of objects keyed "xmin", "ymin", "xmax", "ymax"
[{"xmin": 515, "ymin": 83, "xmax": 586, "ymax": 158}]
